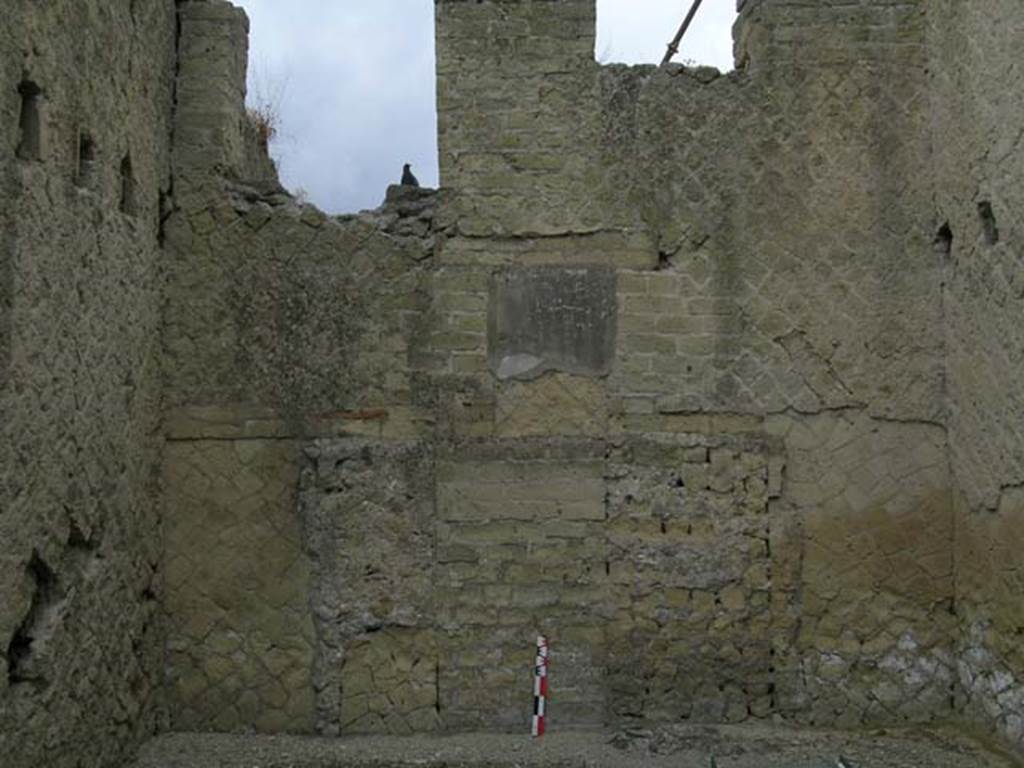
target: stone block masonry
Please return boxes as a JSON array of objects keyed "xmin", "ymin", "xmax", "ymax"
[
  {"xmin": 152, "ymin": 0, "xmax": 1022, "ymax": 752},
  {"xmin": 2, "ymin": 0, "xmax": 1024, "ymax": 764},
  {"xmin": 286, "ymin": 434, "xmax": 780, "ymax": 733}
]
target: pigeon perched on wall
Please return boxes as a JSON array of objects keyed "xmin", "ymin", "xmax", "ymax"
[{"xmin": 400, "ymin": 163, "xmax": 420, "ymax": 187}]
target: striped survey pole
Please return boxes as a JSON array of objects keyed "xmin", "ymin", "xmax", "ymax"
[{"xmin": 531, "ymin": 635, "xmax": 549, "ymax": 737}]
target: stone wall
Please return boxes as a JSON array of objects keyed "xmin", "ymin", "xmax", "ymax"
[
  {"xmin": 735, "ymin": 0, "xmax": 928, "ymax": 72},
  {"xmin": 157, "ymin": 0, "xmax": 973, "ymax": 740},
  {"xmin": 159, "ymin": 1, "xmax": 440, "ymax": 733},
  {"xmin": 424, "ymin": 0, "xmax": 952, "ymax": 731},
  {"xmin": 0, "ymin": 2, "xmax": 176, "ymax": 767},
  {"xmin": 4, "ymin": 0, "xmax": 1022, "ymax": 760},
  {"xmin": 926, "ymin": 0, "xmax": 1024, "ymax": 749}
]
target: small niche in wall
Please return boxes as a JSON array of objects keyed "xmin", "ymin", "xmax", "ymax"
[
  {"xmin": 977, "ymin": 201, "xmax": 999, "ymax": 245},
  {"xmin": 934, "ymin": 222, "xmax": 953, "ymax": 258},
  {"xmin": 75, "ymin": 132, "xmax": 97, "ymax": 188},
  {"xmin": 119, "ymin": 153, "xmax": 137, "ymax": 216},
  {"xmin": 6, "ymin": 552, "xmax": 59, "ymax": 686},
  {"xmin": 16, "ymin": 80, "xmax": 44, "ymax": 162}
]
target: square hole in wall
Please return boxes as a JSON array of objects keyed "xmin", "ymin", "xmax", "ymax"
[
  {"xmin": 16, "ymin": 80, "xmax": 44, "ymax": 161},
  {"xmin": 75, "ymin": 131, "xmax": 97, "ymax": 188},
  {"xmin": 120, "ymin": 154, "xmax": 137, "ymax": 216}
]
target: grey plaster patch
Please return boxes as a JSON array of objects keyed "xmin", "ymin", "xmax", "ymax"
[{"xmin": 487, "ymin": 266, "xmax": 616, "ymax": 381}]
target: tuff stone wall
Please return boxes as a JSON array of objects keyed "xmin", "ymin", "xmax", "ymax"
[
  {"xmin": 157, "ymin": 0, "xmax": 975, "ymax": 742},
  {"xmin": 423, "ymin": 0, "xmax": 951, "ymax": 731},
  {"xmin": 927, "ymin": 0, "xmax": 1024, "ymax": 749},
  {"xmin": 4, "ymin": 0, "xmax": 1024, "ymax": 762},
  {"xmin": 0, "ymin": 2, "xmax": 176, "ymax": 767},
  {"xmin": 159, "ymin": 1, "xmax": 440, "ymax": 733}
]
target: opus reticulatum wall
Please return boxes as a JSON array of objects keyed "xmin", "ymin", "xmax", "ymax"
[{"xmin": 1, "ymin": 0, "xmax": 1023, "ymax": 764}]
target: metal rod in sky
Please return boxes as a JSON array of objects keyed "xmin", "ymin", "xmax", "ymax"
[{"xmin": 661, "ymin": 0, "xmax": 707, "ymax": 65}]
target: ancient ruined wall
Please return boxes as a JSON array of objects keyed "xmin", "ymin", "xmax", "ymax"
[
  {"xmin": 440, "ymin": 1, "xmax": 609, "ymax": 236},
  {"xmin": 160, "ymin": 1, "xmax": 439, "ymax": 733},
  {"xmin": 161, "ymin": 0, "xmax": 961, "ymax": 737},
  {"xmin": 603, "ymin": 1, "xmax": 954, "ymax": 727},
  {"xmin": 927, "ymin": 0, "xmax": 1024, "ymax": 748},
  {"xmin": 426, "ymin": 0, "xmax": 952, "ymax": 731},
  {"xmin": 164, "ymin": 2, "xmax": 436, "ymax": 421},
  {"xmin": 161, "ymin": 0, "xmax": 1023, "ymax": 745},
  {"xmin": 7, "ymin": 0, "xmax": 1021, "ymax": 756},
  {"xmin": 0, "ymin": 2, "xmax": 176, "ymax": 767}
]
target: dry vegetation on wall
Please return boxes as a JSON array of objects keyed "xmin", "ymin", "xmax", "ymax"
[{"xmin": 247, "ymin": 104, "xmax": 277, "ymax": 148}]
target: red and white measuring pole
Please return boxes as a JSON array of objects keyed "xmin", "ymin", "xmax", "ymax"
[{"xmin": 531, "ymin": 635, "xmax": 549, "ymax": 737}]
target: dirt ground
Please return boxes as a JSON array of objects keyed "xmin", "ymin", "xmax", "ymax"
[{"xmin": 132, "ymin": 724, "xmax": 1022, "ymax": 768}]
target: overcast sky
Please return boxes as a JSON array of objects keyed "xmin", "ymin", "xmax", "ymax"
[{"xmin": 233, "ymin": 1, "xmax": 738, "ymax": 213}]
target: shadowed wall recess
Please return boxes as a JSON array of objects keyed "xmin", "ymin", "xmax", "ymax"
[{"xmin": 16, "ymin": 80, "xmax": 43, "ymax": 161}]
